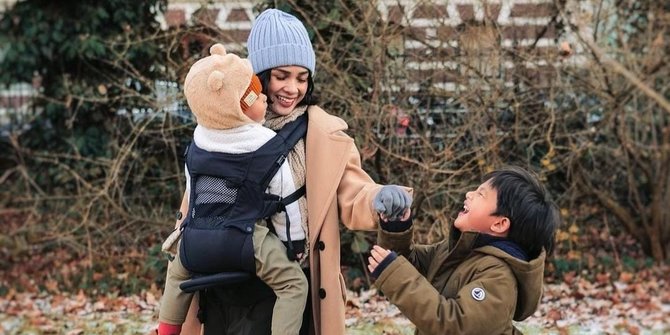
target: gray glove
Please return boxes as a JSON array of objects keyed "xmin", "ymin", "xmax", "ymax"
[{"xmin": 373, "ymin": 185, "xmax": 412, "ymax": 221}]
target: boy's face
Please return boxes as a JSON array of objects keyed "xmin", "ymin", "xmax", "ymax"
[
  {"xmin": 266, "ymin": 66, "xmax": 309, "ymax": 116},
  {"xmin": 454, "ymin": 179, "xmax": 507, "ymax": 235},
  {"xmin": 243, "ymin": 92, "xmax": 267, "ymax": 123}
]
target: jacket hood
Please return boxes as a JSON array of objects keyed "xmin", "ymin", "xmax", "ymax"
[{"xmin": 477, "ymin": 244, "xmax": 546, "ymax": 320}]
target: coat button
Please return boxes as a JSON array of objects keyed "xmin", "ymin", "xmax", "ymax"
[
  {"xmin": 175, "ymin": 211, "xmax": 182, "ymax": 220},
  {"xmin": 319, "ymin": 288, "xmax": 326, "ymax": 299},
  {"xmin": 317, "ymin": 241, "xmax": 325, "ymax": 251}
]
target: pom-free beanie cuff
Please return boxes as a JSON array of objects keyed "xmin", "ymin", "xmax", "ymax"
[
  {"xmin": 247, "ymin": 9, "xmax": 316, "ymax": 75},
  {"xmin": 249, "ymin": 43, "xmax": 316, "ymax": 76}
]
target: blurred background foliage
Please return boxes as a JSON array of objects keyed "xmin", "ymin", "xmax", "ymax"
[{"xmin": 0, "ymin": 0, "xmax": 668, "ymax": 294}]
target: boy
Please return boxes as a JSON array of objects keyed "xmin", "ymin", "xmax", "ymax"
[
  {"xmin": 367, "ymin": 166, "xmax": 559, "ymax": 334},
  {"xmin": 157, "ymin": 43, "xmax": 307, "ymax": 335}
]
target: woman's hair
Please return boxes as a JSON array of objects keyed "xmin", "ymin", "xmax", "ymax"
[
  {"xmin": 484, "ymin": 166, "xmax": 560, "ymax": 259},
  {"xmin": 257, "ymin": 69, "xmax": 319, "ymax": 107}
]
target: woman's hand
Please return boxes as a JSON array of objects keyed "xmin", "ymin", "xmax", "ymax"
[
  {"xmin": 373, "ymin": 185, "xmax": 412, "ymax": 221},
  {"xmin": 367, "ymin": 245, "xmax": 391, "ymax": 274}
]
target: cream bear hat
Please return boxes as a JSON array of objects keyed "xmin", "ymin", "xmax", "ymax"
[{"xmin": 183, "ymin": 43, "xmax": 262, "ymax": 129}]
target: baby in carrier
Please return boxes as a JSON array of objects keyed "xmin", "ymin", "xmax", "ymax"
[{"xmin": 156, "ymin": 43, "xmax": 307, "ymax": 335}]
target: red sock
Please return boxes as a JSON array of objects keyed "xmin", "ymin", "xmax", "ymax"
[{"xmin": 157, "ymin": 322, "xmax": 182, "ymax": 335}]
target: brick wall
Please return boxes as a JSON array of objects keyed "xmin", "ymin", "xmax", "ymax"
[
  {"xmin": 161, "ymin": 0, "xmax": 564, "ymax": 90},
  {"xmin": 159, "ymin": 1, "xmax": 258, "ymax": 51},
  {"xmin": 0, "ymin": 1, "xmax": 565, "ymax": 119},
  {"xmin": 161, "ymin": 1, "xmax": 561, "ymax": 47},
  {"xmin": 376, "ymin": 0, "xmax": 561, "ymax": 91},
  {"xmin": 0, "ymin": 0, "xmax": 17, "ymax": 11}
]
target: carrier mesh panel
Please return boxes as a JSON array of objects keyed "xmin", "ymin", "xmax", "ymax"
[{"xmin": 194, "ymin": 175, "xmax": 238, "ymax": 210}]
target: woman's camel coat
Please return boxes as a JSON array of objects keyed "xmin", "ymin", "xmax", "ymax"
[{"xmin": 176, "ymin": 106, "xmax": 411, "ymax": 335}]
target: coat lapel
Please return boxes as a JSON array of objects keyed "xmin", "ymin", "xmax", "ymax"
[{"xmin": 305, "ymin": 107, "xmax": 352, "ymax": 245}]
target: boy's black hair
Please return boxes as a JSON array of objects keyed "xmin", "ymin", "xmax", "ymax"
[
  {"xmin": 257, "ymin": 69, "xmax": 318, "ymax": 107},
  {"xmin": 484, "ymin": 166, "xmax": 560, "ymax": 259}
]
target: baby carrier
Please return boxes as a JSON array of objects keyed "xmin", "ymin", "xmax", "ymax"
[{"xmin": 178, "ymin": 114, "xmax": 307, "ymax": 293}]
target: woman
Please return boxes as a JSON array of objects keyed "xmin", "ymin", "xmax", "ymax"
[{"xmin": 176, "ymin": 8, "xmax": 412, "ymax": 335}]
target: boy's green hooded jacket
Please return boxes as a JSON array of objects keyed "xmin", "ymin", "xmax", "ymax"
[{"xmin": 375, "ymin": 226, "xmax": 546, "ymax": 335}]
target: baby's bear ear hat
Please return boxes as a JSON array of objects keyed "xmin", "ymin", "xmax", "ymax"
[
  {"xmin": 183, "ymin": 43, "xmax": 258, "ymax": 129},
  {"xmin": 205, "ymin": 44, "xmax": 228, "ymax": 93}
]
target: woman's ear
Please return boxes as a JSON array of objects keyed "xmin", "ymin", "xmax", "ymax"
[{"xmin": 491, "ymin": 216, "xmax": 511, "ymax": 235}]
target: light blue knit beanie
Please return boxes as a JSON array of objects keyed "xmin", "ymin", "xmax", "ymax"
[{"xmin": 247, "ymin": 8, "xmax": 316, "ymax": 75}]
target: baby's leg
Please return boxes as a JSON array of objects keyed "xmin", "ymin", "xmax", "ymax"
[
  {"xmin": 253, "ymin": 224, "xmax": 308, "ymax": 335},
  {"xmin": 180, "ymin": 295, "xmax": 203, "ymax": 335}
]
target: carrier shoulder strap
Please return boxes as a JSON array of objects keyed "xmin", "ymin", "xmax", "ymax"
[
  {"xmin": 257, "ymin": 114, "xmax": 308, "ymax": 261},
  {"xmin": 281, "ymin": 185, "xmax": 305, "ymax": 207},
  {"xmin": 257, "ymin": 113, "xmax": 308, "ymax": 191}
]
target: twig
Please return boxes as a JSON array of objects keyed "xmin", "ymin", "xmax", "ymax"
[
  {"xmin": 603, "ymin": 214, "xmax": 623, "ymax": 273},
  {"xmin": 574, "ymin": 26, "xmax": 670, "ymax": 115}
]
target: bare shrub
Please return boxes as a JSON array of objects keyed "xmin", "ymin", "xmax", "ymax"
[
  {"xmin": 274, "ymin": 0, "xmax": 669, "ymax": 262},
  {"xmin": 1, "ymin": 0, "xmax": 667, "ymax": 296}
]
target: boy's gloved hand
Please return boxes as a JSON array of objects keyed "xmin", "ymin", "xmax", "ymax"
[{"xmin": 373, "ymin": 185, "xmax": 412, "ymax": 221}]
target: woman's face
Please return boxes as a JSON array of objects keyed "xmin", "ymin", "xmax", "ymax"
[{"xmin": 266, "ymin": 66, "xmax": 309, "ymax": 116}]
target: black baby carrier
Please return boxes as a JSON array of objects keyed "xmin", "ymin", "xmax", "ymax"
[{"xmin": 178, "ymin": 114, "xmax": 307, "ymax": 293}]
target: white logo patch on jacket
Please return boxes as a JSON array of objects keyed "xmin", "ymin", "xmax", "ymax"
[{"xmin": 471, "ymin": 287, "xmax": 486, "ymax": 301}]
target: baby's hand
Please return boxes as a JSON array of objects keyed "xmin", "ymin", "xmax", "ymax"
[{"xmin": 295, "ymin": 252, "xmax": 306, "ymax": 263}]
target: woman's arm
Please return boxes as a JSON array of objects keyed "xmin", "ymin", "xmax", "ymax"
[
  {"xmin": 337, "ymin": 144, "xmax": 413, "ymax": 231},
  {"xmin": 337, "ymin": 145, "xmax": 383, "ymax": 230}
]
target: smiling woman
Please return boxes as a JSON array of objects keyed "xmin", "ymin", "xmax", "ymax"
[{"xmin": 173, "ymin": 7, "xmax": 413, "ymax": 335}]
